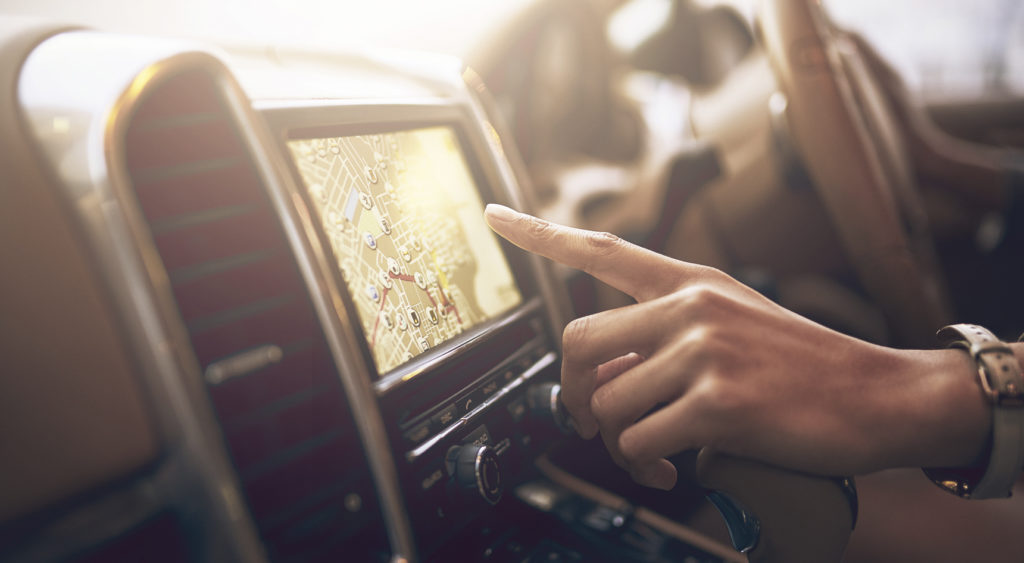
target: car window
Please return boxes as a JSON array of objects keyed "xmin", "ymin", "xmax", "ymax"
[
  {"xmin": 0, "ymin": 0, "xmax": 537, "ymax": 58},
  {"xmin": 825, "ymin": 0, "xmax": 1024, "ymax": 101}
]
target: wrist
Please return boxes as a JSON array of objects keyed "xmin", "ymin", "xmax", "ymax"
[{"xmin": 879, "ymin": 347, "xmax": 991, "ymax": 471}]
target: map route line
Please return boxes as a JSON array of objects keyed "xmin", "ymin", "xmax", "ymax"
[{"xmin": 369, "ymin": 270, "xmax": 464, "ymax": 349}]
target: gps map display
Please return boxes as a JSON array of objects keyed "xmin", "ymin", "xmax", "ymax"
[{"xmin": 288, "ymin": 126, "xmax": 523, "ymax": 375}]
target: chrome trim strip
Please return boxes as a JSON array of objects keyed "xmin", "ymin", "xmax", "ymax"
[
  {"xmin": 204, "ymin": 344, "xmax": 284, "ymax": 385},
  {"xmin": 406, "ymin": 351, "xmax": 557, "ymax": 463}
]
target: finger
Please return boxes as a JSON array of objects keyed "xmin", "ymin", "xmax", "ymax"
[
  {"xmin": 590, "ymin": 349, "xmax": 688, "ymax": 433},
  {"xmin": 485, "ymin": 204, "xmax": 686, "ymax": 302},
  {"xmin": 618, "ymin": 395, "xmax": 702, "ymax": 465},
  {"xmin": 590, "ymin": 352, "xmax": 688, "ymax": 472},
  {"xmin": 560, "ymin": 302, "xmax": 667, "ymax": 438},
  {"xmin": 595, "ymin": 352, "xmax": 645, "ymax": 388},
  {"xmin": 630, "ymin": 459, "xmax": 678, "ymax": 491}
]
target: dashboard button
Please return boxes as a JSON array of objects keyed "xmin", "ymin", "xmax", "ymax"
[
  {"xmin": 481, "ymin": 378, "xmax": 499, "ymax": 397},
  {"xmin": 419, "ymin": 466, "xmax": 445, "ymax": 493},
  {"xmin": 404, "ymin": 422, "xmax": 431, "ymax": 445},
  {"xmin": 432, "ymin": 404, "xmax": 457, "ymax": 427},
  {"xmin": 507, "ymin": 398, "xmax": 527, "ymax": 422}
]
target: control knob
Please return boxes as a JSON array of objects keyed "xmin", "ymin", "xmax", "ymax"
[
  {"xmin": 447, "ymin": 444, "xmax": 502, "ymax": 505},
  {"xmin": 527, "ymin": 382, "xmax": 573, "ymax": 433}
]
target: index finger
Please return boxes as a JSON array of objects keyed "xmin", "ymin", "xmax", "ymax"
[{"xmin": 485, "ymin": 204, "xmax": 685, "ymax": 302}]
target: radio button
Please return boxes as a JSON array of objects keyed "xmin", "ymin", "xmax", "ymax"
[
  {"xmin": 432, "ymin": 404, "xmax": 457, "ymax": 427},
  {"xmin": 419, "ymin": 466, "xmax": 445, "ymax": 493},
  {"xmin": 404, "ymin": 422, "xmax": 431, "ymax": 445},
  {"xmin": 507, "ymin": 398, "xmax": 527, "ymax": 422},
  {"xmin": 481, "ymin": 378, "xmax": 499, "ymax": 397}
]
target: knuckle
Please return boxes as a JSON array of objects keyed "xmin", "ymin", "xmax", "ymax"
[
  {"xmin": 562, "ymin": 394, "xmax": 589, "ymax": 418},
  {"xmin": 691, "ymin": 375, "xmax": 745, "ymax": 416},
  {"xmin": 524, "ymin": 215, "xmax": 555, "ymax": 241},
  {"xmin": 589, "ymin": 385, "xmax": 614, "ymax": 421},
  {"xmin": 686, "ymin": 284, "xmax": 722, "ymax": 310},
  {"xmin": 562, "ymin": 316, "xmax": 592, "ymax": 355},
  {"xmin": 618, "ymin": 428, "xmax": 644, "ymax": 461},
  {"xmin": 584, "ymin": 230, "xmax": 623, "ymax": 255},
  {"xmin": 694, "ymin": 323, "xmax": 727, "ymax": 355},
  {"xmin": 697, "ymin": 264, "xmax": 729, "ymax": 283},
  {"xmin": 683, "ymin": 330, "xmax": 715, "ymax": 366},
  {"xmin": 578, "ymin": 230, "xmax": 623, "ymax": 273}
]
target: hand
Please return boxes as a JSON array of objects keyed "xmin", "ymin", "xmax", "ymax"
[{"xmin": 485, "ymin": 204, "xmax": 991, "ymax": 490}]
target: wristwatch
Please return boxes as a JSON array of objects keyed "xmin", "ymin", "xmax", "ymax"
[{"xmin": 924, "ymin": 324, "xmax": 1024, "ymax": 499}]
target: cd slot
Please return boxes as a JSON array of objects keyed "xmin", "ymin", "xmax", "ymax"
[
  {"xmin": 397, "ymin": 335, "xmax": 549, "ymax": 441},
  {"xmin": 405, "ymin": 350, "xmax": 557, "ymax": 463},
  {"xmin": 387, "ymin": 314, "xmax": 543, "ymax": 425}
]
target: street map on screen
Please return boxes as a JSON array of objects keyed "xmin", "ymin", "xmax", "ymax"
[{"xmin": 288, "ymin": 126, "xmax": 522, "ymax": 375}]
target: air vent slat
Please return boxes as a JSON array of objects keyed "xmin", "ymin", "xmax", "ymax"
[
  {"xmin": 153, "ymin": 207, "xmax": 281, "ymax": 270},
  {"xmin": 243, "ymin": 435, "xmax": 358, "ymax": 517},
  {"xmin": 173, "ymin": 252, "xmax": 297, "ymax": 322},
  {"xmin": 132, "ymin": 156, "xmax": 242, "ymax": 185},
  {"xmin": 125, "ymin": 117, "xmax": 241, "ymax": 170},
  {"xmin": 135, "ymin": 164, "xmax": 264, "ymax": 222},
  {"xmin": 168, "ymin": 249, "xmax": 276, "ymax": 286},
  {"xmin": 207, "ymin": 340, "xmax": 332, "ymax": 417},
  {"xmin": 185, "ymin": 294, "xmax": 296, "ymax": 335},
  {"xmin": 258, "ymin": 483, "xmax": 348, "ymax": 532},
  {"xmin": 189, "ymin": 299, "xmax": 317, "ymax": 367},
  {"xmin": 226, "ymin": 389, "xmax": 349, "ymax": 469},
  {"xmin": 149, "ymin": 202, "xmax": 262, "ymax": 235}
]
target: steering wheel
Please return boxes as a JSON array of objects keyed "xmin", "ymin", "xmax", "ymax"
[
  {"xmin": 757, "ymin": 0, "xmax": 952, "ymax": 347},
  {"xmin": 691, "ymin": 3, "xmax": 953, "ymax": 560}
]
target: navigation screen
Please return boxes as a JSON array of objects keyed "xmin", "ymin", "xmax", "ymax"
[{"xmin": 287, "ymin": 126, "xmax": 523, "ymax": 375}]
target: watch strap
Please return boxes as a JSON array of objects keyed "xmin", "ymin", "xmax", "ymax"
[{"xmin": 930, "ymin": 324, "xmax": 1024, "ymax": 499}]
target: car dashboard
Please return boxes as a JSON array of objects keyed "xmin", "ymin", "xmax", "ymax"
[{"xmin": 1, "ymin": 22, "xmax": 738, "ymax": 563}]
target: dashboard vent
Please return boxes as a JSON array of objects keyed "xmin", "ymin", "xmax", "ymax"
[{"xmin": 121, "ymin": 67, "xmax": 385, "ymax": 560}]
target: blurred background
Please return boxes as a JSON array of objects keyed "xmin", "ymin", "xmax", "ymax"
[{"xmin": 4, "ymin": 0, "xmax": 1023, "ymax": 102}]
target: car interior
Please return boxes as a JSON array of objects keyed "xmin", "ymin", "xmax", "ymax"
[{"xmin": 2, "ymin": 0, "xmax": 1023, "ymax": 561}]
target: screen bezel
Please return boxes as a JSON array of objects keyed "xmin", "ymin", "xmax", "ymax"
[{"xmin": 265, "ymin": 102, "xmax": 541, "ymax": 394}]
